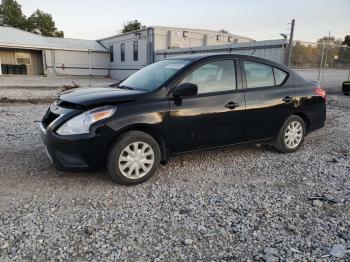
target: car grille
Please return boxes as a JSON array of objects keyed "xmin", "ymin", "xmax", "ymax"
[{"xmin": 42, "ymin": 109, "xmax": 60, "ymax": 128}]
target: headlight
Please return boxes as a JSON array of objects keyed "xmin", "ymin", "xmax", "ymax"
[{"xmin": 56, "ymin": 106, "xmax": 116, "ymax": 135}]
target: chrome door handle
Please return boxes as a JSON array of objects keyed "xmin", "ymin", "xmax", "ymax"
[
  {"xmin": 225, "ymin": 102, "xmax": 240, "ymax": 109},
  {"xmin": 283, "ymin": 96, "xmax": 293, "ymax": 103}
]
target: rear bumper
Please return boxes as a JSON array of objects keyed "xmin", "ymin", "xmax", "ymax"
[
  {"xmin": 39, "ymin": 122, "xmax": 116, "ymax": 171},
  {"xmin": 306, "ymin": 103, "xmax": 326, "ymax": 133}
]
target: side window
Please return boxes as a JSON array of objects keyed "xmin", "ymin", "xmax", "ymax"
[
  {"xmin": 180, "ymin": 60, "xmax": 236, "ymax": 94},
  {"xmin": 120, "ymin": 43, "xmax": 125, "ymax": 62},
  {"xmin": 133, "ymin": 41, "xmax": 138, "ymax": 61},
  {"xmin": 109, "ymin": 45, "xmax": 114, "ymax": 62},
  {"xmin": 274, "ymin": 67, "xmax": 288, "ymax": 85},
  {"xmin": 243, "ymin": 61, "xmax": 274, "ymax": 88}
]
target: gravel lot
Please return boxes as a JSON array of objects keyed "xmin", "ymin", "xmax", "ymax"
[
  {"xmin": 0, "ymin": 93, "xmax": 349, "ymax": 261},
  {"xmin": 0, "ymin": 75, "xmax": 115, "ymax": 88},
  {"xmin": 0, "ymin": 76, "xmax": 116, "ymax": 103}
]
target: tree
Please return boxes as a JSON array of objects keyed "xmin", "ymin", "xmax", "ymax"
[
  {"xmin": 316, "ymin": 35, "xmax": 349, "ymax": 67},
  {"xmin": 219, "ymin": 29, "xmax": 229, "ymax": 34},
  {"xmin": 27, "ymin": 10, "xmax": 64, "ymax": 37},
  {"xmin": 0, "ymin": 0, "xmax": 26, "ymax": 30},
  {"xmin": 342, "ymin": 35, "xmax": 350, "ymax": 47},
  {"xmin": 317, "ymin": 35, "xmax": 342, "ymax": 45},
  {"xmin": 291, "ymin": 42, "xmax": 323, "ymax": 68},
  {"xmin": 0, "ymin": 0, "xmax": 64, "ymax": 37},
  {"xmin": 339, "ymin": 35, "xmax": 350, "ymax": 65},
  {"xmin": 122, "ymin": 20, "xmax": 142, "ymax": 33}
]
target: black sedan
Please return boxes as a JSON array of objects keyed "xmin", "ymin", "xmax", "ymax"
[{"xmin": 40, "ymin": 54, "xmax": 326, "ymax": 185}]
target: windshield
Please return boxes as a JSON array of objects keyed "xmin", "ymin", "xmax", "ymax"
[{"xmin": 119, "ymin": 59, "xmax": 190, "ymax": 91}]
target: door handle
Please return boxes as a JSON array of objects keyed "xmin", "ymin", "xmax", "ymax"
[
  {"xmin": 225, "ymin": 102, "xmax": 240, "ymax": 109},
  {"xmin": 282, "ymin": 96, "xmax": 293, "ymax": 104}
]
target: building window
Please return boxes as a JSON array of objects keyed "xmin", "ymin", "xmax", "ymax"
[
  {"xmin": 133, "ymin": 41, "xmax": 138, "ymax": 61},
  {"xmin": 15, "ymin": 52, "xmax": 31, "ymax": 65},
  {"xmin": 110, "ymin": 45, "xmax": 114, "ymax": 62},
  {"xmin": 121, "ymin": 43, "xmax": 125, "ymax": 62},
  {"xmin": 183, "ymin": 31, "xmax": 188, "ymax": 38},
  {"xmin": 216, "ymin": 35, "xmax": 221, "ymax": 41},
  {"xmin": 228, "ymin": 37, "xmax": 233, "ymax": 42}
]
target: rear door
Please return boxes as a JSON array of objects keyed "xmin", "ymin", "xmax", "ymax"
[
  {"xmin": 169, "ymin": 59, "xmax": 245, "ymax": 153},
  {"xmin": 240, "ymin": 59, "xmax": 295, "ymax": 141}
]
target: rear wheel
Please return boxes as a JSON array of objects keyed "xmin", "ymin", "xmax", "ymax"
[
  {"xmin": 274, "ymin": 115, "xmax": 306, "ymax": 153},
  {"xmin": 107, "ymin": 131, "xmax": 161, "ymax": 185}
]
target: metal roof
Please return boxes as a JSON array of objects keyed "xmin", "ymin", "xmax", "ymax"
[{"xmin": 0, "ymin": 26, "xmax": 108, "ymax": 52}]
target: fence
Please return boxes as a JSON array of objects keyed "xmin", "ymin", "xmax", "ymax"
[
  {"xmin": 290, "ymin": 41, "xmax": 350, "ymax": 90},
  {"xmin": 155, "ymin": 39, "xmax": 286, "ymax": 64}
]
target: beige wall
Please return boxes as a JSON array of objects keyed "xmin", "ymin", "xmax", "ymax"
[
  {"xmin": 0, "ymin": 49, "xmax": 16, "ymax": 64},
  {"xmin": 29, "ymin": 51, "xmax": 43, "ymax": 75},
  {"xmin": 44, "ymin": 49, "xmax": 109, "ymax": 76},
  {"xmin": 0, "ymin": 48, "xmax": 108, "ymax": 76},
  {"xmin": 0, "ymin": 48, "xmax": 43, "ymax": 75}
]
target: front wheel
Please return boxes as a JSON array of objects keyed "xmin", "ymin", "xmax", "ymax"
[
  {"xmin": 107, "ymin": 131, "xmax": 161, "ymax": 185},
  {"xmin": 274, "ymin": 115, "xmax": 306, "ymax": 153}
]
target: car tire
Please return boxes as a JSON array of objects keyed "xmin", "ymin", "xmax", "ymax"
[
  {"xmin": 107, "ymin": 131, "xmax": 161, "ymax": 185},
  {"xmin": 273, "ymin": 115, "xmax": 306, "ymax": 153}
]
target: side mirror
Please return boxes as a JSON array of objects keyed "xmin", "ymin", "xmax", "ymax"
[{"xmin": 173, "ymin": 83, "xmax": 198, "ymax": 97}]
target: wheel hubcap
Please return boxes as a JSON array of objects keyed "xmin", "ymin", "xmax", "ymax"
[
  {"xmin": 118, "ymin": 142, "xmax": 154, "ymax": 179},
  {"xmin": 284, "ymin": 121, "xmax": 303, "ymax": 149}
]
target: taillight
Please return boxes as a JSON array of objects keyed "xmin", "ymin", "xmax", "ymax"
[{"xmin": 314, "ymin": 87, "xmax": 327, "ymax": 101}]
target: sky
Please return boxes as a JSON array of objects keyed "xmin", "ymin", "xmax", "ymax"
[{"xmin": 17, "ymin": 0, "xmax": 350, "ymax": 43}]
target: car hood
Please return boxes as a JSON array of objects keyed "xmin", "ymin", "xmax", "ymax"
[{"xmin": 57, "ymin": 86, "xmax": 147, "ymax": 108}]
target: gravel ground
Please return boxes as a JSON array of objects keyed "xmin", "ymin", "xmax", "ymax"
[
  {"xmin": 0, "ymin": 75, "xmax": 115, "ymax": 88},
  {"xmin": 0, "ymin": 76, "xmax": 116, "ymax": 102},
  {"xmin": 0, "ymin": 94, "xmax": 349, "ymax": 261}
]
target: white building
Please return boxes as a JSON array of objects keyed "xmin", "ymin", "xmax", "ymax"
[
  {"xmin": 98, "ymin": 26, "xmax": 254, "ymax": 79},
  {"xmin": 0, "ymin": 26, "xmax": 109, "ymax": 76}
]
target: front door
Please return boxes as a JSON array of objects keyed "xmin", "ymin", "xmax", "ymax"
[{"xmin": 169, "ymin": 59, "xmax": 245, "ymax": 153}]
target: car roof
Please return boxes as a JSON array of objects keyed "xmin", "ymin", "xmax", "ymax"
[{"xmin": 165, "ymin": 53, "xmax": 290, "ymax": 71}]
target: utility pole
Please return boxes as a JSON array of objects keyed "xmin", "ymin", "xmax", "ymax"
[
  {"xmin": 321, "ymin": 31, "xmax": 331, "ymax": 83},
  {"xmin": 280, "ymin": 33, "xmax": 288, "ymax": 65},
  {"xmin": 318, "ymin": 41, "xmax": 326, "ymax": 80},
  {"xmin": 287, "ymin": 19, "xmax": 295, "ymax": 67}
]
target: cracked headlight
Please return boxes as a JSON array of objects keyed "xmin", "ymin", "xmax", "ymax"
[{"xmin": 56, "ymin": 106, "xmax": 116, "ymax": 135}]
